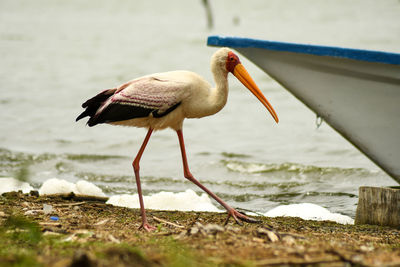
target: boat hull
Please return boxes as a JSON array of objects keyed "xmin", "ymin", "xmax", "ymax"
[{"xmin": 208, "ymin": 36, "xmax": 400, "ymax": 183}]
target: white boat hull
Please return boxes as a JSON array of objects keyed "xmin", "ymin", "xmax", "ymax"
[{"xmin": 208, "ymin": 36, "xmax": 400, "ymax": 183}]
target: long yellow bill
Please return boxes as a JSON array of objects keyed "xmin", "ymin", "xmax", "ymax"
[{"xmin": 233, "ymin": 64, "xmax": 279, "ymax": 123}]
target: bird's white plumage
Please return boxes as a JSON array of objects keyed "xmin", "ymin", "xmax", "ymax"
[{"xmin": 107, "ymin": 50, "xmax": 232, "ymax": 130}]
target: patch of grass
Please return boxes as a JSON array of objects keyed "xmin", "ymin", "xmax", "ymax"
[
  {"xmin": 0, "ymin": 214, "xmax": 200, "ymax": 266},
  {"xmin": 2, "ymin": 215, "xmax": 42, "ymax": 245},
  {"xmin": 98, "ymin": 244, "xmax": 155, "ymax": 267},
  {"xmin": 150, "ymin": 236, "xmax": 213, "ymax": 267},
  {"xmin": 0, "ymin": 215, "xmax": 43, "ymax": 266}
]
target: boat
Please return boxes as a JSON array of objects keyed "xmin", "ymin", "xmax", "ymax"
[{"xmin": 208, "ymin": 35, "xmax": 400, "ymax": 184}]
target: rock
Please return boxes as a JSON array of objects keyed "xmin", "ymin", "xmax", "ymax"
[
  {"xmin": 187, "ymin": 222, "xmax": 225, "ymax": 236},
  {"xmin": 256, "ymin": 227, "xmax": 280, "ymax": 242},
  {"xmin": 203, "ymin": 224, "xmax": 224, "ymax": 234}
]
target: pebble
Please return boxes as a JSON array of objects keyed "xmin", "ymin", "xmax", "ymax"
[
  {"xmin": 203, "ymin": 224, "xmax": 224, "ymax": 234},
  {"xmin": 282, "ymin": 235, "xmax": 296, "ymax": 245},
  {"xmin": 256, "ymin": 227, "xmax": 280, "ymax": 242},
  {"xmin": 24, "ymin": 210, "xmax": 42, "ymax": 215}
]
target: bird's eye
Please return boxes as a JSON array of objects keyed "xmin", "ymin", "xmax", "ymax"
[{"xmin": 230, "ymin": 57, "xmax": 235, "ymax": 61}]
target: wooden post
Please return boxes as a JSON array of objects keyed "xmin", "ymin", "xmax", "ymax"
[{"xmin": 355, "ymin": 186, "xmax": 400, "ymax": 228}]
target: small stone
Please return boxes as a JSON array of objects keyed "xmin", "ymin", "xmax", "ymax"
[
  {"xmin": 174, "ymin": 230, "xmax": 188, "ymax": 240},
  {"xmin": 94, "ymin": 219, "xmax": 109, "ymax": 226},
  {"xmin": 225, "ymin": 225, "xmax": 241, "ymax": 233},
  {"xmin": 266, "ymin": 231, "xmax": 279, "ymax": 242},
  {"xmin": 257, "ymin": 228, "xmax": 280, "ymax": 242},
  {"xmin": 252, "ymin": 237, "xmax": 265, "ymax": 243},
  {"xmin": 203, "ymin": 224, "xmax": 224, "ymax": 235},
  {"xmin": 359, "ymin": 245, "xmax": 374, "ymax": 252},
  {"xmin": 64, "ymin": 234, "xmax": 77, "ymax": 242},
  {"xmin": 351, "ymin": 254, "xmax": 364, "ymax": 263},
  {"xmin": 190, "ymin": 226, "xmax": 199, "ymax": 235},
  {"xmin": 282, "ymin": 235, "xmax": 296, "ymax": 245},
  {"xmin": 43, "ymin": 231, "xmax": 61, "ymax": 236},
  {"xmin": 108, "ymin": 234, "xmax": 120, "ymax": 244},
  {"xmin": 30, "ymin": 190, "xmax": 39, "ymax": 197},
  {"xmin": 24, "ymin": 210, "xmax": 41, "ymax": 216}
]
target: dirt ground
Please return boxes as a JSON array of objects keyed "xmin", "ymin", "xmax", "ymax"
[{"xmin": 1, "ymin": 191, "xmax": 400, "ymax": 267}]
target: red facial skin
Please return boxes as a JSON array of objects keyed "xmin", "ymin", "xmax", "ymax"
[{"xmin": 226, "ymin": 51, "xmax": 241, "ymax": 73}]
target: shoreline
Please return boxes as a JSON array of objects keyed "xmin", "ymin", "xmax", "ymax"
[{"xmin": 1, "ymin": 191, "xmax": 399, "ymax": 266}]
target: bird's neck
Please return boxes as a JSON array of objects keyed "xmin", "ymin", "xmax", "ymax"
[{"xmin": 209, "ymin": 65, "xmax": 229, "ymax": 115}]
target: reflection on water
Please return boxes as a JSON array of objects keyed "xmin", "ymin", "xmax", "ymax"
[{"xmin": 1, "ymin": 0, "xmax": 399, "ymax": 217}]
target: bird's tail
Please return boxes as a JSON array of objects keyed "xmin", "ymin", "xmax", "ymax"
[
  {"xmin": 76, "ymin": 109, "xmax": 91, "ymax": 122},
  {"xmin": 76, "ymin": 88, "xmax": 116, "ymax": 126}
]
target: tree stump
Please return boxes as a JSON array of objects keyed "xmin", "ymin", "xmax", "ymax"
[{"xmin": 355, "ymin": 186, "xmax": 400, "ymax": 228}]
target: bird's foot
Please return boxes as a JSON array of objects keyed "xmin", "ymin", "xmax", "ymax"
[
  {"xmin": 224, "ymin": 208, "xmax": 261, "ymax": 226},
  {"xmin": 139, "ymin": 222, "xmax": 156, "ymax": 232}
]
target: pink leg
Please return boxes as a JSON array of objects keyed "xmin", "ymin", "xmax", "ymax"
[
  {"xmin": 176, "ymin": 129, "xmax": 258, "ymax": 225},
  {"xmin": 132, "ymin": 128, "xmax": 156, "ymax": 231}
]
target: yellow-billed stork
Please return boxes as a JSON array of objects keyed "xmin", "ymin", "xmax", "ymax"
[{"xmin": 76, "ymin": 48, "xmax": 279, "ymax": 231}]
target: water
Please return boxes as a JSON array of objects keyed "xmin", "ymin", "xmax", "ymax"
[{"xmin": 1, "ymin": 0, "xmax": 399, "ymax": 218}]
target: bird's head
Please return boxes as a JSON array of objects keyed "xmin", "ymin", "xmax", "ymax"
[{"xmin": 213, "ymin": 48, "xmax": 279, "ymax": 123}]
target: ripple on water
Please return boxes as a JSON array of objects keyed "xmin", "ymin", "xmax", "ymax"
[
  {"xmin": 0, "ymin": 148, "xmax": 379, "ymax": 217},
  {"xmin": 221, "ymin": 159, "xmax": 371, "ymax": 176}
]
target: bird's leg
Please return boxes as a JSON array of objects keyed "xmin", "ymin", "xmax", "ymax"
[
  {"xmin": 132, "ymin": 128, "xmax": 156, "ymax": 232},
  {"xmin": 176, "ymin": 129, "xmax": 259, "ymax": 225}
]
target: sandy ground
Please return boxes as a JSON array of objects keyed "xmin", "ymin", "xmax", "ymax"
[{"xmin": 1, "ymin": 191, "xmax": 400, "ymax": 267}]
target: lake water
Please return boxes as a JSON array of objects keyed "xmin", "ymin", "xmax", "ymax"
[{"xmin": 1, "ymin": 0, "xmax": 399, "ymax": 217}]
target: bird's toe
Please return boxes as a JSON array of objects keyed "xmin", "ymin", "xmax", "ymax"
[
  {"xmin": 225, "ymin": 209, "xmax": 260, "ymax": 225},
  {"xmin": 140, "ymin": 223, "xmax": 157, "ymax": 232}
]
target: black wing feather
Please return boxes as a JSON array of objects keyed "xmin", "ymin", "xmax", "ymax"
[
  {"xmin": 77, "ymin": 93, "xmax": 181, "ymax": 127},
  {"xmin": 87, "ymin": 102, "xmax": 181, "ymax": 127},
  {"xmin": 76, "ymin": 89, "xmax": 116, "ymax": 122},
  {"xmin": 87, "ymin": 103, "xmax": 152, "ymax": 126}
]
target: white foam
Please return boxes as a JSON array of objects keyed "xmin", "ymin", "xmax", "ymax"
[
  {"xmin": 107, "ymin": 189, "xmax": 221, "ymax": 212},
  {"xmin": 39, "ymin": 178, "xmax": 76, "ymax": 195},
  {"xmin": 39, "ymin": 178, "xmax": 106, "ymax": 197},
  {"xmin": 264, "ymin": 203, "xmax": 354, "ymax": 224},
  {"xmin": 0, "ymin": 178, "xmax": 355, "ymax": 224},
  {"xmin": 75, "ymin": 180, "xmax": 106, "ymax": 197},
  {"xmin": 0, "ymin": 177, "xmax": 34, "ymax": 194}
]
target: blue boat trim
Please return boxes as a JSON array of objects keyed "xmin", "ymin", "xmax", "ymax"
[{"xmin": 207, "ymin": 36, "xmax": 400, "ymax": 65}]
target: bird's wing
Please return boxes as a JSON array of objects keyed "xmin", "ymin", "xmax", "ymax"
[
  {"xmin": 88, "ymin": 75, "xmax": 186, "ymax": 126},
  {"xmin": 113, "ymin": 76, "xmax": 185, "ymax": 113},
  {"xmin": 76, "ymin": 88, "xmax": 117, "ymax": 122}
]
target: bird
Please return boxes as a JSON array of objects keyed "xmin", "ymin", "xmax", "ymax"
[{"xmin": 76, "ymin": 48, "xmax": 279, "ymax": 231}]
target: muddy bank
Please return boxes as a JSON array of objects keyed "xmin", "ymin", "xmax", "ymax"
[{"xmin": 1, "ymin": 192, "xmax": 399, "ymax": 266}]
